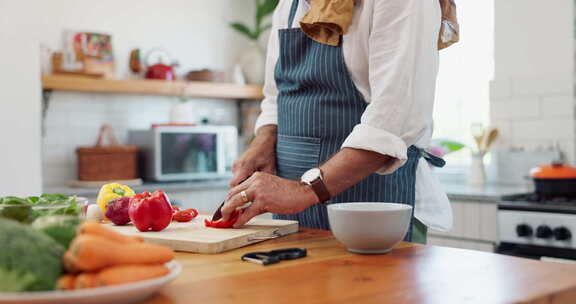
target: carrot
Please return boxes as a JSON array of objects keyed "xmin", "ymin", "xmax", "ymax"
[
  {"xmin": 57, "ymin": 274, "xmax": 77, "ymax": 290},
  {"xmin": 66, "ymin": 234, "xmax": 174, "ymax": 272},
  {"xmin": 63, "ymin": 251, "xmax": 81, "ymax": 274},
  {"xmin": 75, "ymin": 273, "xmax": 99, "ymax": 289},
  {"xmin": 79, "ymin": 221, "xmax": 143, "ymax": 243},
  {"xmin": 95, "ymin": 264, "xmax": 169, "ymax": 286}
]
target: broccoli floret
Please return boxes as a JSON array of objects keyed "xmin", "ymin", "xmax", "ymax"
[
  {"xmin": 0, "ymin": 218, "xmax": 65, "ymax": 291},
  {"xmin": 32, "ymin": 215, "xmax": 81, "ymax": 249}
]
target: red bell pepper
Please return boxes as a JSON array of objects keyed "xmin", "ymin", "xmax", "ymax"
[
  {"xmin": 128, "ymin": 190, "xmax": 173, "ymax": 232},
  {"xmin": 173, "ymin": 208, "xmax": 199, "ymax": 222},
  {"xmin": 204, "ymin": 210, "xmax": 241, "ymax": 228}
]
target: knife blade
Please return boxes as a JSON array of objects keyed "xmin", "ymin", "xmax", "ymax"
[
  {"xmin": 211, "ymin": 200, "xmax": 253, "ymax": 222},
  {"xmin": 211, "ymin": 200, "xmax": 226, "ymax": 222},
  {"xmin": 211, "ymin": 177, "xmax": 251, "ymax": 222}
]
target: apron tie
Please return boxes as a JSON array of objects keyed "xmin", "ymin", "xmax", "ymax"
[{"xmin": 420, "ymin": 149, "xmax": 446, "ymax": 168}]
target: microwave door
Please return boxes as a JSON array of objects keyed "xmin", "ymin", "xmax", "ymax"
[{"xmin": 159, "ymin": 131, "xmax": 220, "ymax": 180}]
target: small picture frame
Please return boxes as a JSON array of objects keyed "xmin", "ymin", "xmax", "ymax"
[{"xmin": 59, "ymin": 30, "xmax": 115, "ymax": 78}]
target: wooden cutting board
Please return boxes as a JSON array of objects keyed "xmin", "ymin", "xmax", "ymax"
[{"xmin": 107, "ymin": 215, "xmax": 299, "ymax": 254}]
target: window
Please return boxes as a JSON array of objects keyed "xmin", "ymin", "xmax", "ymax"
[{"xmin": 433, "ymin": 0, "xmax": 494, "ymax": 168}]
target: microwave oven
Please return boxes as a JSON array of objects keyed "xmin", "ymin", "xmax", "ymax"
[{"xmin": 128, "ymin": 126, "xmax": 238, "ymax": 181}]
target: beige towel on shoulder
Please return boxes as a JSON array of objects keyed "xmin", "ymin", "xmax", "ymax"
[
  {"xmin": 300, "ymin": 0, "xmax": 355, "ymax": 46},
  {"xmin": 299, "ymin": 0, "xmax": 459, "ymax": 50},
  {"xmin": 438, "ymin": 0, "xmax": 459, "ymax": 50}
]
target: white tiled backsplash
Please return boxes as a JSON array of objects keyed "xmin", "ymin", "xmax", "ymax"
[
  {"xmin": 42, "ymin": 92, "xmax": 238, "ymax": 187},
  {"xmin": 489, "ymin": 77, "xmax": 575, "ymax": 162},
  {"xmin": 490, "ymin": 0, "xmax": 575, "ymax": 163}
]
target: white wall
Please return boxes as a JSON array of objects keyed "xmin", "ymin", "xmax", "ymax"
[
  {"xmin": 0, "ymin": 1, "xmax": 43, "ymax": 196},
  {"xmin": 34, "ymin": 0, "xmax": 256, "ymax": 76},
  {"xmin": 0, "ymin": 0, "xmax": 258, "ymax": 193},
  {"xmin": 491, "ymin": 0, "xmax": 575, "ymax": 161}
]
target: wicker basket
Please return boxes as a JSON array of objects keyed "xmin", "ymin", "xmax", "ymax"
[{"xmin": 76, "ymin": 125, "xmax": 139, "ymax": 181}]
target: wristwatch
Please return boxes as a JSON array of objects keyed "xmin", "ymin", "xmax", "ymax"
[{"xmin": 301, "ymin": 168, "xmax": 331, "ymax": 204}]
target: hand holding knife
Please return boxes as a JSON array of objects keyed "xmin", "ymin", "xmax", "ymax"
[{"xmin": 211, "ymin": 177, "xmax": 251, "ymax": 222}]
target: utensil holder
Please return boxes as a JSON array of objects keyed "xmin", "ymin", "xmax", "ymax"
[{"xmin": 468, "ymin": 153, "xmax": 486, "ymax": 186}]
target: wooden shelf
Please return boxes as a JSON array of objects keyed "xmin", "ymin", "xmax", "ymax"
[{"xmin": 42, "ymin": 75, "xmax": 264, "ymax": 100}]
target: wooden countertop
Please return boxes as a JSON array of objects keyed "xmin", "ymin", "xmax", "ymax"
[{"xmin": 143, "ymin": 229, "xmax": 576, "ymax": 304}]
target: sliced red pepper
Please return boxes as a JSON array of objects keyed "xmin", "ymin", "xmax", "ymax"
[
  {"xmin": 188, "ymin": 208, "xmax": 199, "ymax": 218},
  {"xmin": 173, "ymin": 208, "xmax": 199, "ymax": 222},
  {"xmin": 171, "ymin": 205, "xmax": 181, "ymax": 214},
  {"xmin": 204, "ymin": 210, "xmax": 241, "ymax": 228}
]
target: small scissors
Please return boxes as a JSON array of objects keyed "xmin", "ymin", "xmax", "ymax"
[{"xmin": 241, "ymin": 248, "xmax": 307, "ymax": 266}]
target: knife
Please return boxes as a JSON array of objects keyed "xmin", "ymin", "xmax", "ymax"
[
  {"xmin": 211, "ymin": 200, "xmax": 252, "ymax": 222},
  {"xmin": 211, "ymin": 177, "xmax": 251, "ymax": 222},
  {"xmin": 211, "ymin": 200, "xmax": 227, "ymax": 222}
]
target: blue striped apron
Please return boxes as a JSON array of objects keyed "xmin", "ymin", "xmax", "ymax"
[{"xmin": 272, "ymin": 0, "xmax": 443, "ymax": 241}]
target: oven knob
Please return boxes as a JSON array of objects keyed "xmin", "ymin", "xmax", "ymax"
[
  {"xmin": 553, "ymin": 227, "xmax": 572, "ymax": 241},
  {"xmin": 516, "ymin": 224, "xmax": 533, "ymax": 237},
  {"xmin": 536, "ymin": 225, "xmax": 553, "ymax": 239}
]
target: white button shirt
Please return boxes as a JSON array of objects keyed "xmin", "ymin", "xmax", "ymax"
[{"xmin": 255, "ymin": 0, "xmax": 452, "ymax": 231}]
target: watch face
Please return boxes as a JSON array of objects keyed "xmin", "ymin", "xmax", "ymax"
[{"xmin": 302, "ymin": 168, "xmax": 321, "ymax": 184}]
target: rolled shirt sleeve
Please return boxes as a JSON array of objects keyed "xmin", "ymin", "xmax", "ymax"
[
  {"xmin": 342, "ymin": 0, "xmax": 436, "ymax": 175},
  {"xmin": 254, "ymin": 2, "xmax": 283, "ymax": 134}
]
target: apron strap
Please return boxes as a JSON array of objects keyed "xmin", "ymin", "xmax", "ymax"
[
  {"xmin": 420, "ymin": 149, "xmax": 446, "ymax": 168},
  {"xmin": 287, "ymin": 0, "xmax": 300, "ymax": 29}
]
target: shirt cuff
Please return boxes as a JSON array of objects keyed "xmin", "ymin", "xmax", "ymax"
[
  {"xmin": 254, "ymin": 113, "xmax": 278, "ymax": 135},
  {"xmin": 341, "ymin": 124, "xmax": 408, "ymax": 175}
]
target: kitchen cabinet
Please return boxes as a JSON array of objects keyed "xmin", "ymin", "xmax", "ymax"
[
  {"xmin": 428, "ymin": 200, "xmax": 498, "ymax": 252},
  {"xmin": 428, "ymin": 237, "xmax": 495, "ymax": 252}
]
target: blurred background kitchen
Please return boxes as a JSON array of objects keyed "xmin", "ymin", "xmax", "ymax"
[{"xmin": 1, "ymin": 0, "xmax": 575, "ymax": 260}]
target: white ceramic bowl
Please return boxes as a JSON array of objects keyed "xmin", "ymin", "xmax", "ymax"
[{"xmin": 327, "ymin": 203, "xmax": 412, "ymax": 254}]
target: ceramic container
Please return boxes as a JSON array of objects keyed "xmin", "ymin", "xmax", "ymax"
[
  {"xmin": 468, "ymin": 153, "xmax": 486, "ymax": 186},
  {"xmin": 327, "ymin": 203, "xmax": 412, "ymax": 254}
]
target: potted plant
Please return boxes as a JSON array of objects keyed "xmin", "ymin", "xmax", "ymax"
[{"xmin": 230, "ymin": 0, "xmax": 279, "ymax": 84}]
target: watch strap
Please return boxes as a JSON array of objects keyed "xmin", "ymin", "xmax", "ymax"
[{"xmin": 310, "ymin": 177, "xmax": 331, "ymax": 204}]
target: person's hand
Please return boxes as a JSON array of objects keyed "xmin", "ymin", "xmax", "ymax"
[
  {"xmin": 221, "ymin": 172, "xmax": 318, "ymax": 228},
  {"xmin": 229, "ymin": 126, "xmax": 277, "ymax": 187}
]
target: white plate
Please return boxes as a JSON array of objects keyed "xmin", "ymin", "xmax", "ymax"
[{"xmin": 0, "ymin": 261, "xmax": 181, "ymax": 304}]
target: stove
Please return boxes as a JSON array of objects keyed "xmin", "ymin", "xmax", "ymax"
[
  {"xmin": 499, "ymin": 193, "xmax": 576, "ymax": 214},
  {"xmin": 497, "ymin": 193, "xmax": 576, "ymax": 260}
]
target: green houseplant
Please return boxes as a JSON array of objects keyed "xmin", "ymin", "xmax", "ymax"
[
  {"xmin": 230, "ymin": 0, "xmax": 279, "ymax": 42},
  {"xmin": 230, "ymin": 0, "xmax": 279, "ymax": 84}
]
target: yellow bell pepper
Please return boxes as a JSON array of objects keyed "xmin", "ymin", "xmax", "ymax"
[{"xmin": 96, "ymin": 183, "xmax": 135, "ymax": 214}]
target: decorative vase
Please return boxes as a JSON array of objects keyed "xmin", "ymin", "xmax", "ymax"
[
  {"xmin": 468, "ymin": 153, "xmax": 487, "ymax": 186},
  {"xmin": 239, "ymin": 42, "xmax": 266, "ymax": 85}
]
